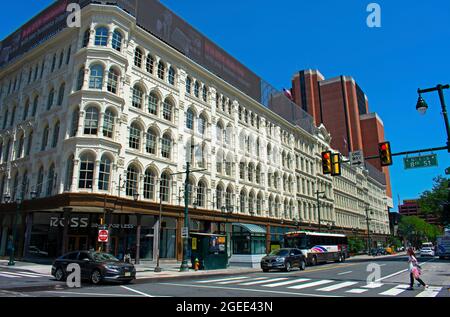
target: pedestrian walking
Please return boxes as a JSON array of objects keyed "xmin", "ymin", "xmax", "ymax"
[{"xmin": 407, "ymin": 248, "xmax": 428, "ymax": 290}]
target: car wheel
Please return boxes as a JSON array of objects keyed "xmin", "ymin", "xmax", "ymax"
[
  {"xmin": 90, "ymin": 270, "xmax": 102, "ymax": 285},
  {"xmin": 55, "ymin": 267, "xmax": 65, "ymax": 281},
  {"xmin": 299, "ymin": 260, "xmax": 306, "ymax": 271},
  {"xmin": 285, "ymin": 261, "xmax": 292, "ymax": 272},
  {"xmin": 311, "ymin": 256, "xmax": 317, "ymax": 266}
]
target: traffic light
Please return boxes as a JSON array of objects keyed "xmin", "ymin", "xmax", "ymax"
[
  {"xmin": 322, "ymin": 151, "xmax": 332, "ymax": 175},
  {"xmin": 379, "ymin": 142, "xmax": 393, "ymax": 166},
  {"xmin": 331, "ymin": 153, "xmax": 341, "ymax": 176}
]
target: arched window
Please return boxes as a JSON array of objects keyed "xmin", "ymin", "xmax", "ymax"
[
  {"xmin": 216, "ymin": 123, "xmax": 223, "ymax": 144},
  {"xmin": 52, "ymin": 122, "xmax": 60, "ymax": 148},
  {"xmin": 186, "ymin": 77, "xmax": 192, "ymax": 94},
  {"xmin": 11, "ymin": 172, "xmax": 19, "ymax": 201},
  {"xmin": 134, "ymin": 48, "xmax": 143, "ymax": 68},
  {"xmin": 248, "ymin": 192, "xmax": 255, "ymax": 214},
  {"xmin": 98, "ymin": 155, "xmax": 112, "ymax": 191},
  {"xmin": 76, "ymin": 67, "xmax": 85, "ymax": 90},
  {"xmin": 22, "ymin": 100, "xmax": 29, "ymax": 121},
  {"xmin": 160, "ymin": 172, "xmax": 171, "ymax": 202},
  {"xmin": 162, "ymin": 99, "xmax": 173, "ymax": 121},
  {"xmin": 70, "ymin": 109, "xmax": 79, "ymax": 137},
  {"xmin": 157, "ymin": 61, "xmax": 165, "ymax": 80},
  {"xmin": 148, "ymin": 92, "xmax": 159, "ymax": 115},
  {"xmin": 41, "ymin": 126, "xmax": 49, "ymax": 151},
  {"xmin": 226, "ymin": 186, "xmax": 233, "ymax": 209},
  {"xmin": 82, "ymin": 28, "xmax": 91, "ymax": 47},
  {"xmin": 132, "ymin": 85, "xmax": 144, "ymax": 109},
  {"xmin": 46, "ymin": 164, "xmax": 55, "ymax": 196},
  {"xmin": 2, "ymin": 109, "xmax": 8, "ymax": 129},
  {"xmin": 51, "ymin": 54, "xmax": 57, "ymax": 72},
  {"xmin": 65, "ymin": 155, "xmax": 74, "ymax": 191},
  {"xmin": 32, "ymin": 96, "xmax": 38, "ymax": 117},
  {"xmin": 256, "ymin": 165, "xmax": 261, "ymax": 184},
  {"xmin": 143, "ymin": 168, "xmax": 156, "ymax": 200},
  {"xmin": 194, "ymin": 81, "xmax": 200, "ymax": 98},
  {"xmin": 47, "ymin": 89, "xmax": 54, "ymax": 110},
  {"xmin": 129, "ymin": 123, "xmax": 142, "ymax": 150},
  {"xmin": 186, "ymin": 108, "xmax": 194, "ymax": 130},
  {"xmin": 256, "ymin": 194, "xmax": 263, "ymax": 215},
  {"xmin": 146, "ymin": 54, "xmax": 154, "ymax": 74},
  {"xmin": 216, "ymin": 185, "xmax": 224, "ymax": 209},
  {"xmin": 161, "ymin": 133, "xmax": 172, "ymax": 159},
  {"xmin": 79, "ymin": 153, "xmax": 95, "ymax": 189},
  {"xmin": 16, "ymin": 134, "xmax": 24, "ymax": 159},
  {"xmin": 239, "ymin": 162, "xmax": 245, "ymax": 180},
  {"xmin": 107, "ymin": 68, "xmax": 119, "ymax": 94},
  {"xmin": 25, "ymin": 131, "xmax": 33, "ymax": 156},
  {"xmin": 112, "ymin": 30, "xmax": 122, "ymax": 51},
  {"xmin": 197, "ymin": 181, "xmax": 206, "ymax": 208},
  {"xmin": 145, "ymin": 128, "xmax": 157, "ymax": 154},
  {"xmin": 36, "ymin": 167, "xmax": 44, "ymax": 197},
  {"xmin": 168, "ymin": 67, "xmax": 176, "ymax": 85},
  {"xmin": 240, "ymin": 190, "xmax": 246, "ymax": 214},
  {"xmin": 202, "ymin": 85, "xmax": 208, "ymax": 102},
  {"xmin": 89, "ymin": 64, "xmax": 104, "ymax": 89},
  {"xmin": 198, "ymin": 114, "xmax": 206, "ymax": 135},
  {"xmin": 10, "ymin": 106, "xmax": 16, "ymax": 127},
  {"xmin": 103, "ymin": 109, "xmax": 115, "ymax": 138},
  {"xmin": 248, "ymin": 163, "xmax": 254, "ymax": 182},
  {"xmin": 58, "ymin": 51, "xmax": 64, "ymax": 68},
  {"xmin": 126, "ymin": 165, "xmax": 139, "ymax": 197},
  {"xmin": 84, "ymin": 107, "xmax": 99, "ymax": 135},
  {"xmin": 57, "ymin": 83, "xmax": 65, "ymax": 106}
]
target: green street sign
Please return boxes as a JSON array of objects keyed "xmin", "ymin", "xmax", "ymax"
[{"xmin": 403, "ymin": 154, "xmax": 438, "ymax": 170}]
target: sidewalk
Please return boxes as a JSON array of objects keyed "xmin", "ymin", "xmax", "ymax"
[{"xmin": 346, "ymin": 251, "xmax": 407, "ymax": 262}]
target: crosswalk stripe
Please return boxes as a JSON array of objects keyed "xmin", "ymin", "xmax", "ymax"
[
  {"xmin": 363, "ymin": 282, "xmax": 383, "ymax": 289},
  {"xmin": 0, "ymin": 273, "xmax": 22, "ymax": 279},
  {"xmin": 197, "ymin": 276, "xmax": 249, "ymax": 284},
  {"xmin": 346, "ymin": 288, "xmax": 368, "ymax": 294},
  {"xmin": 317, "ymin": 281, "xmax": 359, "ymax": 292},
  {"xmin": 379, "ymin": 284, "xmax": 409, "ymax": 296},
  {"xmin": 288, "ymin": 280, "xmax": 333, "ymax": 290},
  {"xmin": 262, "ymin": 278, "xmax": 311, "ymax": 288},
  {"xmin": 217, "ymin": 277, "xmax": 256, "ymax": 285},
  {"xmin": 0, "ymin": 271, "xmax": 43, "ymax": 278},
  {"xmin": 238, "ymin": 278, "xmax": 288, "ymax": 286},
  {"xmin": 0, "ymin": 271, "xmax": 50, "ymax": 277},
  {"xmin": 416, "ymin": 287, "xmax": 442, "ymax": 297}
]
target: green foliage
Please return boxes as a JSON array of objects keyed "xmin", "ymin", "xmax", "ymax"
[
  {"xmin": 387, "ymin": 236, "xmax": 402, "ymax": 248},
  {"xmin": 348, "ymin": 237, "xmax": 365, "ymax": 254},
  {"xmin": 418, "ymin": 176, "xmax": 449, "ymax": 225},
  {"xmin": 398, "ymin": 216, "xmax": 442, "ymax": 246}
]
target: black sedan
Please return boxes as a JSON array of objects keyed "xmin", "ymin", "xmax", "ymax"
[
  {"xmin": 51, "ymin": 251, "xmax": 136, "ymax": 284},
  {"xmin": 260, "ymin": 248, "xmax": 306, "ymax": 272}
]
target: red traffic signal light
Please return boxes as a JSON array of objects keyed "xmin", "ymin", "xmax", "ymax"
[
  {"xmin": 378, "ymin": 142, "xmax": 393, "ymax": 166},
  {"xmin": 322, "ymin": 151, "xmax": 332, "ymax": 174}
]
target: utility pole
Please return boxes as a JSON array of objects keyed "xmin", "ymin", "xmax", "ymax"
[
  {"xmin": 315, "ymin": 191, "xmax": 325, "ymax": 232},
  {"xmin": 365, "ymin": 205, "xmax": 372, "ymax": 255}
]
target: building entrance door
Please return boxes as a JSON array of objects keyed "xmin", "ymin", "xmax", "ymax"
[{"xmin": 68, "ymin": 235, "xmax": 88, "ymax": 252}]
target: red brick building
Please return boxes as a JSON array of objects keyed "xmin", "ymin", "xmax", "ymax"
[
  {"xmin": 291, "ymin": 70, "xmax": 393, "ymax": 200},
  {"xmin": 399, "ymin": 200, "xmax": 441, "ymax": 226}
]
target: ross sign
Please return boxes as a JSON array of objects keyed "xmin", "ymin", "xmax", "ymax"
[
  {"xmin": 350, "ymin": 150, "xmax": 364, "ymax": 166},
  {"xmin": 98, "ymin": 229, "xmax": 109, "ymax": 243},
  {"xmin": 181, "ymin": 227, "xmax": 189, "ymax": 239},
  {"xmin": 403, "ymin": 154, "xmax": 438, "ymax": 170}
]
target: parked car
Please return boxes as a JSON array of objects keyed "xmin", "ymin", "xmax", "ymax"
[
  {"xmin": 261, "ymin": 248, "xmax": 306, "ymax": 272},
  {"xmin": 420, "ymin": 247, "xmax": 435, "ymax": 257},
  {"xmin": 28, "ymin": 246, "xmax": 49, "ymax": 257},
  {"xmin": 51, "ymin": 251, "xmax": 136, "ymax": 284},
  {"xmin": 370, "ymin": 247, "xmax": 387, "ymax": 256}
]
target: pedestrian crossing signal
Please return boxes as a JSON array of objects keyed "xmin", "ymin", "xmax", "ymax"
[
  {"xmin": 322, "ymin": 151, "xmax": 332, "ymax": 175},
  {"xmin": 378, "ymin": 142, "xmax": 393, "ymax": 166},
  {"xmin": 331, "ymin": 153, "xmax": 341, "ymax": 176}
]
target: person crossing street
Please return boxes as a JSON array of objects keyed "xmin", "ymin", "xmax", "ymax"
[{"xmin": 406, "ymin": 248, "xmax": 428, "ymax": 290}]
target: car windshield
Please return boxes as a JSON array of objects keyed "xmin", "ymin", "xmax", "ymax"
[
  {"xmin": 91, "ymin": 252, "xmax": 119, "ymax": 262},
  {"xmin": 269, "ymin": 249, "xmax": 289, "ymax": 256}
]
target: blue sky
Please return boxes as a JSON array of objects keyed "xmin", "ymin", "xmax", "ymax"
[{"xmin": 1, "ymin": 1, "xmax": 450, "ymax": 210}]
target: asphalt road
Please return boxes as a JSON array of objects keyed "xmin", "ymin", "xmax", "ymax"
[{"xmin": 0, "ymin": 255, "xmax": 449, "ymax": 297}]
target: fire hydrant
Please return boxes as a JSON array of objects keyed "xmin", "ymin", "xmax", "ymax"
[{"xmin": 194, "ymin": 258, "xmax": 200, "ymax": 271}]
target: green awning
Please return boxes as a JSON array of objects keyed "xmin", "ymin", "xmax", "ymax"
[{"xmin": 232, "ymin": 223, "xmax": 266, "ymax": 235}]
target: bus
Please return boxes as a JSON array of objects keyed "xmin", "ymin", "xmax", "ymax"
[{"xmin": 284, "ymin": 231, "xmax": 349, "ymax": 266}]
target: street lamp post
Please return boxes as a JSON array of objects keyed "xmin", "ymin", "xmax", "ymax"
[
  {"xmin": 417, "ymin": 84, "xmax": 450, "ymax": 151},
  {"xmin": 364, "ymin": 205, "xmax": 374, "ymax": 255},
  {"xmin": 8, "ymin": 195, "xmax": 23, "ymax": 266},
  {"xmin": 315, "ymin": 191, "xmax": 326, "ymax": 232},
  {"xmin": 154, "ymin": 188, "xmax": 163, "ymax": 273}
]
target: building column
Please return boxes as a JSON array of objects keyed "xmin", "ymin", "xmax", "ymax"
[
  {"xmin": 22, "ymin": 212, "xmax": 33, "ymax": 258},
  {"xmin": 266, "ymin": 224, "xmax": 271, "ymax": 254},
  {"xmin": 135, "ymin": 214, "xmax": 141, "ymax": 264},
  {"xmin": 61, "ymin": 208, "xmax": 72, "ymax": 255}
]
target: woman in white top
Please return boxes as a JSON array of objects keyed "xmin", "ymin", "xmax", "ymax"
[{"xmin": 407, "ymin": 248, "xmax": 428, "ymax": 290}]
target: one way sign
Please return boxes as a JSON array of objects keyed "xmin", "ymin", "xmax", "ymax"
[{"xmin": 350, "ymin": 150, "xmax": 364, "ymax": 166}]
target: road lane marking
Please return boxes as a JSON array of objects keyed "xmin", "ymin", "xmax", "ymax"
[
  {"xmin": 317, "ymin": 281, "xmax": 359, "ymax": 292},
  {"xmin": 363, "ymin": 283, "xmax": 383, "ymax": 289},
  {"xmin": 45, "ymin": 291, "xmax": 140, "ymax": 297},
  {"xmin": 0, "ymin": 271, "xmax": 42, "ymax": 278},
  {"xmin": 287, "ymin": 279, "xmax": 333, "ymax": 290},
  {"xmin": 121, "ymin": 286, "xmax": 154, "ymax": 297},
  {"xmin": 197, "ymin": 276, "xmax": 249, "ymax": 284},
  {"xmin": 337, "ymin": 271, "xmax": 352, "ymax": 275},
  {"xmin": 159, "ymin": 282, "xmax": 342, "ymax": 297},
  {"xmin": 238, "ymin": 278, "xmax": 288, "ymax": 286},
  {"xmin": 379, "ymin": 264, "xmax": 386, "ymax": 267},
  {"xmin": 416, "ymin": 286, "xmax": 442, "ymax": 297},
  {"xmin": 0, "ymin": 271, "xmax": 51, "ymax": 277},
  {"xmin": 216, "ymin": 277, "xmax": 255, "ymax": 284},
  {"xmin": 379, "ymin": 284, "xmax": 409, "ymax": 296},
  {"xmin": 346, "ymin": 288, "xmax": 368, "ymax": 294},
  {"xmin": 0, "ymin": 273, "xmax": 21, "ymax": 278},
  {"xmin": 262, "ymin": 278, "xmax": 311, "ymax": 288}
]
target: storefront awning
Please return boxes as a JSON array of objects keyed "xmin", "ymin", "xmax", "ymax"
[{"xmin": 232, "ymin": 223, "xmax": 266, "ymax": 235}]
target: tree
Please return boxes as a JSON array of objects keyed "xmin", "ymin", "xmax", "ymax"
[
  {"xmin": 418, "ymin": 176, "xmax": 449, "ymax": 226},
  {"xmin": 398, "ymin": 216, "xmax": 442, "ymax": 247},
  {"xmin": 348, "ymin": 237, "xmax": 365, "ymax": 254}
]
